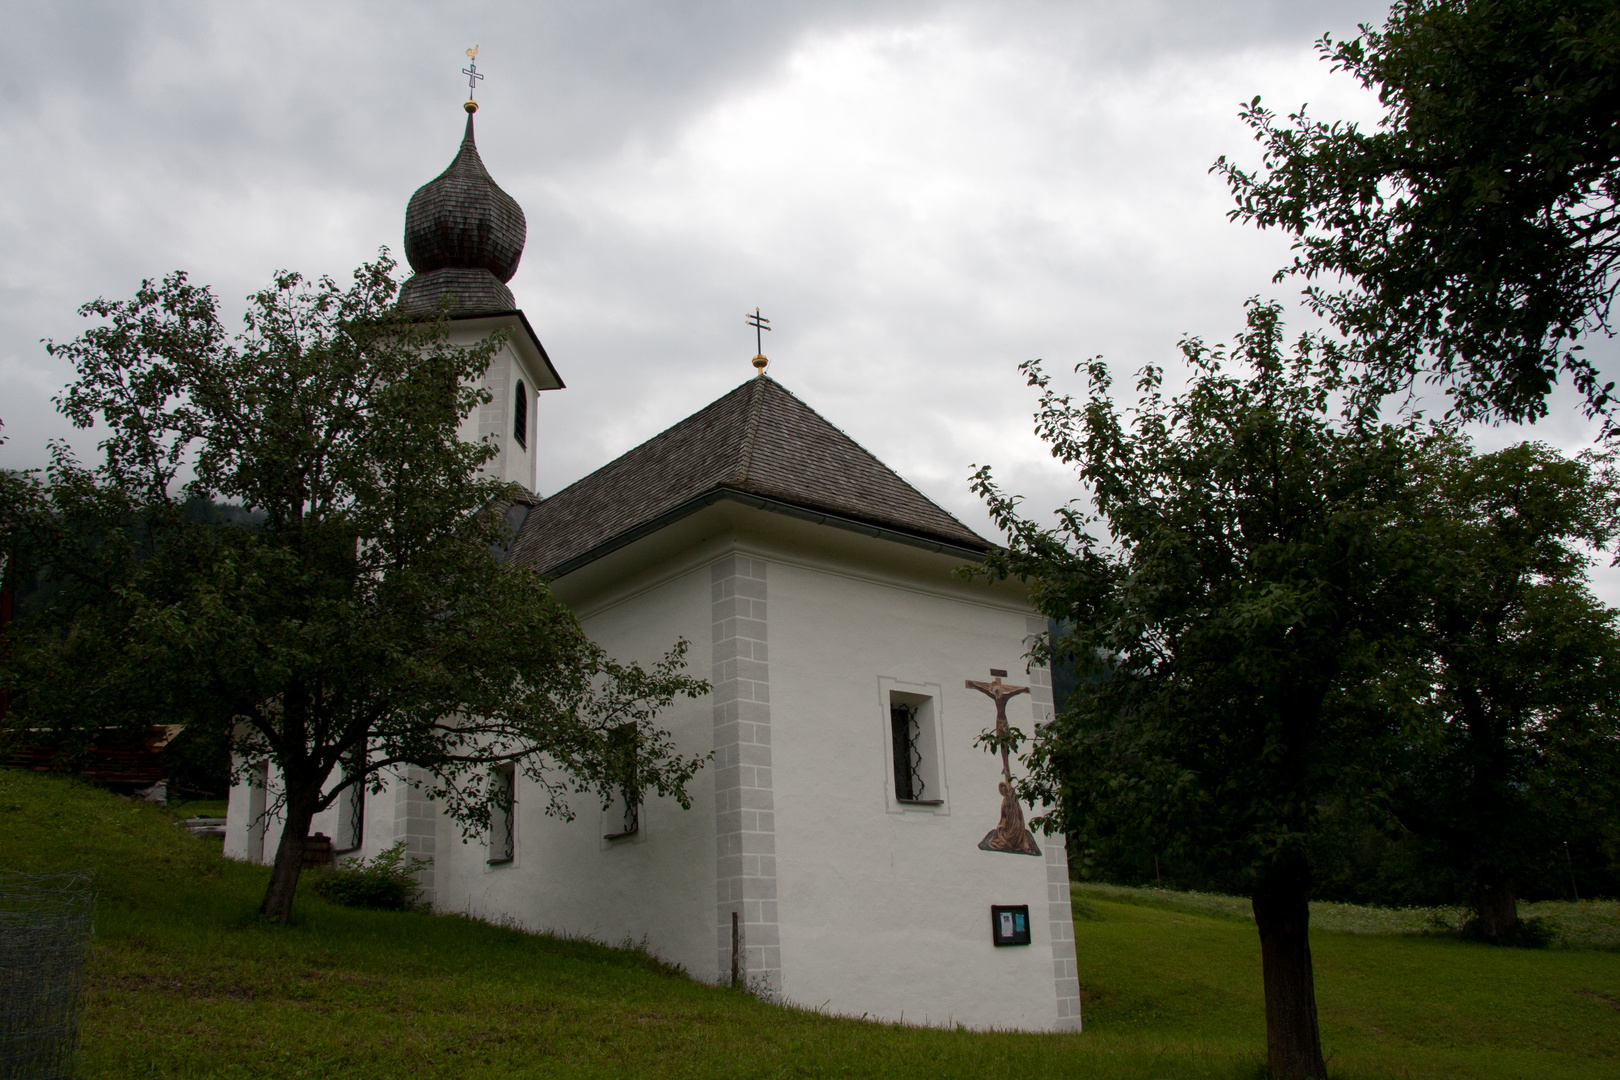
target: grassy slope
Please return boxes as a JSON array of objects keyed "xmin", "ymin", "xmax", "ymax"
[
  {"xmin": 1076, "ymin": 881, "xmax": 1620, "ymax": 946},
  {"xmin": 2, "ymin": 770, "xmax": 1617, "ymax": 1080}
]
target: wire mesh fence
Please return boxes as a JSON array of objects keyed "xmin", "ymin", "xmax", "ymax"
[{"xmin": 0, "ymin": 872, "xmax": 96, "ymax": 1080}]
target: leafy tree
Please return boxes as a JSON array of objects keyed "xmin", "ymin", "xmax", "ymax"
[
  {"xmin": 0, "ymin": 256, "xmax": 708, "ymax": 921},
  {"xmin": 1217, "ymin": 0, "xmax": 1620, "ymax": 429},
  {"xmin": 1387, "ymin": 436, "xmax": 1620, "ymax": 941},
  {"xmin": 974, "ymin": 300, "xmax": 1424, "ymax": 1080}
]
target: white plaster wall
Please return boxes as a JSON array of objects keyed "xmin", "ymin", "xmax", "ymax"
[
  {"xmin": 223, "ymin": 753, "xmax": 281, "ymax": 863},
  {"xmin": 766, "ymin": 555, "xmax": 1067, "ymax": 1030},
  {"xmin": 448, "ymin": 331, "xmax": 539, "ymax": 492},
  {"xmin": 219, "ymin": 506, "xmax": 1077, "ymax": 1032},
  {"xmin": 427, "ymin": 561, "xmax": 719, "ymax": 977},
  {"xmin": 223, "ymin": 756, "xmax": 400, "ymax": 867}
]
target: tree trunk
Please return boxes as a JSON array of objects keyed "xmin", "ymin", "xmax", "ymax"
[
  {"xmin": 260, "ymin": 789, "xmax": 318, "ymax": 922},
  {"xmin": 1252, "ymin": 886, "xmax": 1327, "ymax": 1080},
  {"xmin": 1472, "ymin": 874, "xmax": 1519, "ymax": 944}
]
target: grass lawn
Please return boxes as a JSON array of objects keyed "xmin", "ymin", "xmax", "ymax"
[{"xmin": 2, "ymin": 769, "xmax": 1618, "ymax": 1079}]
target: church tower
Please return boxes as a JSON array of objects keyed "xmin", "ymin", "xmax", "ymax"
[{"xmin": 400, "ymin": 99, "xmax": 563, "ymax": 492}]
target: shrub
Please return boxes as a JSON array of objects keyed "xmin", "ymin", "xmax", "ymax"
[
  {"xmin": 1460, "ymin": 915, "xmax": 1557, "ymax": 949},
  {"xmin": 313, "ymin": 842, "xmax": 429, "ymax": 910}
]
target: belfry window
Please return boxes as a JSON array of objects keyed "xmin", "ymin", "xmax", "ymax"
[
  {"xmin": 513, "ymin": 380, "xmax": 528, "ymax": 449},
  {"xmin": 890, "ymin": 692, "xmax": 942, "ymax": 805}
]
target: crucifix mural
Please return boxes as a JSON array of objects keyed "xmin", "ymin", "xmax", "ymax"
[{"xmin": 966, "ymin": 670, "xmax": 1042, "ymax": 856}]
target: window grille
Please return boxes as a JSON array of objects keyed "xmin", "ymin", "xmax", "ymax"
[
  {"xmin": 336, "ymin": 781, "xmax": 364, "ymax": 853},
  {"xmin": 891, "ymin": 703, "xmax": 926, "ymax": 802},
  {"xmin": 513, "ymin": 381, "xmax": 528, "ymax": 449}
]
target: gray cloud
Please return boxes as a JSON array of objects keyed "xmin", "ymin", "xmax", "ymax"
[{"xmin": 7, "ymin": 1, "xmax": 1616, "ymax": 599}]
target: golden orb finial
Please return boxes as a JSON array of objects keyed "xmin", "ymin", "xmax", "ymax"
[
  {"xmin": 462, "ymin": 46, "xmax": 483, "ymax": 111},
  {"xmin": 746, "ymin": 308, "xmax": 772, "ymax": 377}
]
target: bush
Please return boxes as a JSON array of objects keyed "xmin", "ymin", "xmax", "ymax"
[
  {"xmin": 1460, "ymin": 915, "xmax": 1557, "ymax": 949},
  {"xmin": 313, "ymin": 842, "xmax": 428, "ymax": 910}
]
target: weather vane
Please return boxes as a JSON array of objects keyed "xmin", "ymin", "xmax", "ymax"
[
  {"xmin": 746, "ymin": 308, "xmax": 771, "ymax": 375},
  {"xmin": 462, "ymin": 46, "xmax": 484, "ymax": 113}
]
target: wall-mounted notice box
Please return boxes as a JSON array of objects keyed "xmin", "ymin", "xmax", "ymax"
[{"xmin": 991, "ymin": 904, "xmax": 1031, "ymax": 946}]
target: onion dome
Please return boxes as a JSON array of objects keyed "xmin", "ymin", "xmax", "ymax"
[{"xmin": 400, "ymin": 105, "xmax": 526, "ymax": 315}]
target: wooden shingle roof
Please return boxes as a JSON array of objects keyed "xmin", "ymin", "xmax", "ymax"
[{"xmin": 510, "ymin": 376, "xmax": 990, "ymax": 576}]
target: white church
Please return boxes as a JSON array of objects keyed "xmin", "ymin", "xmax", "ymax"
[{"xmin": 224, "ymin": 96, "xmax": 1081, "ymax": 1033}]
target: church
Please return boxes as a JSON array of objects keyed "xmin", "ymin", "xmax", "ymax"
[{"xmin": 224, "ymin": 93, "xmax": 1080, "ymax": 1034}]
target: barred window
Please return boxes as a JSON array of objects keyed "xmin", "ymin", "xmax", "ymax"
[
  {"xmin": 335, "ymin": 777, "xmax": 364, "ymax": 854},
  {"xmin": 890, "ymin": 692, "xmax": 942, "ymax": 805}
]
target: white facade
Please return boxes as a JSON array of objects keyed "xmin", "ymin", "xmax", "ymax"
[
  {"xmin": 226, "ymin": 501, "xmax": 1081, "ymax": 1032},
  {"xmin": 447, "ymin": 314, "xmax": 558, "ymax": 493}
]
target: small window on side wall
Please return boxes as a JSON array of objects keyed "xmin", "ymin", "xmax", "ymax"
[
  {"xmin": 489, "ymin": 764, "xmax": 515, "ymax": 864},
  {"xmin": 513, "ymin": 381, "xmax": 528, "ymax": 449},
  {"xmin": 604, "ymin": 723, "xmax": 640, "ymax": 840},
  {"xmin": 890, "ymin": 692, "xmax": 942, "ymax": 805},
  {"xmin": 335, "ymin": 777, "xmax": 364, "ymax": 854},
  {"xmin": 333, "ymin": 748, "xmax": 365, "ymax": 854}
]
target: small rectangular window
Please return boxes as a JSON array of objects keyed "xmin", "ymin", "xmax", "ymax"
[
  {"xmin": 513, "ymin": 381, "xmax": 528, "ymax": 450},
  {"xmin": 488, "ymin": 764, "xmax": 515, "ymax": 864},
  {"xmin": 335, "ymin": 777, "xmax": 364, "ymax": 854},
  {"xmin": 890, "ymin": 692, "xmax": 942, "ymax": 805},
  {"xmin": 604, "ymin": 724, "xmax": 640, "ymax": 840},
  {"xmin": 333, "ymin": 748, "xmax": 365, "ymax": 854}
]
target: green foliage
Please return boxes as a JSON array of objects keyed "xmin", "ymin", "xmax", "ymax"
[
  {"xmin": 1461, "ymin": 913, "xmax": 1557, "ymax": 948},
  {"xmin": 1217, "ymin": 0, "xmax": 1620, "ymax": 429},
  {"xmin": 7, "ymin": 769, "xmax": 1620, "ymax": 1080},
  {"xmin": 974, "ymin": 299, "xmax": 1440, "ymax": 1075},
  {"xmin": 1384, "ymin": 437, "xmax": 1620, "ymax": 930},
  {"xmin": 313, "ymin": 842, "xmax": 429, "ymax": 910},
  {"xmin": 0, "ymin": 255, "xmax": 709, "ymax": 919},
  {"xmin": 977, "ymin": 299, "xmax": 1422, "ymax": 899},
  {"xmin": 1074, "ymin": 880, "xmax": 1620, "ymax": 943}
]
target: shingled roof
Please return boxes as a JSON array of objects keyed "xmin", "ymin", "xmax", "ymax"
[{"xmin": 510, "ymin": 376, "xmax": 990, "ymax": 576}]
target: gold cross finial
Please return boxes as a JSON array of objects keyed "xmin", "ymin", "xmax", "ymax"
[
  {"xmin": 462, "ymin": 47, "xmax": 484, "ymax": 113},
  {"xmin": 746, "ymin": 308, "xmax": 771, "ymax": 375}
]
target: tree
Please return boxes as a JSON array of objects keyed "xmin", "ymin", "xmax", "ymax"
[
  {"xmin": 1388, "ymin": 436, "xmax": 1620, "ymax": 941},
  {"xmin": 0, "ymin": 256, "xmax": 708, "ymax": 921},
  {"xmin": 974, "ymin": 300, "xmax": 1424, "ymax": 1080},
  {"xmin": 1217, "ymin": 0, "xmax": 1620, "ymax": 430}
]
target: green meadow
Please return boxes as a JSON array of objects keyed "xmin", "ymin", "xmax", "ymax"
[{"xmin": 2, "ymin": 768, "xmax": 1617, "ymax": 1079}]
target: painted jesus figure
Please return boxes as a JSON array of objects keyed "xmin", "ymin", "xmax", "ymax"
[{"xmin": 966, "ymin": 675, "xmax": 1042, "ymax": 857}]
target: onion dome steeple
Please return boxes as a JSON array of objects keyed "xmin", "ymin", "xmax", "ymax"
[{"xmin": 399, "ymin": 101, "xmax": 527, "ymax": 315}]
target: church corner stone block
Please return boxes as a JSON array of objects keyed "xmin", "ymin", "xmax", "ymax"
[
  {"xmin": 711, "ymin": 554, "xmax": 781, "ymax": 994},
  {"xmin": 1026, "ymin": 615, "xmax": 1081, "ymax": 1031},
  {"xmin": 393, "ymin": 765, "xmax": 438, "ymax": 905}
]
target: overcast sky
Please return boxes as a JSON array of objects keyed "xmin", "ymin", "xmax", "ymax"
[{"xmin": 4, "ymin": 1, "xmax": 1617, "ymax": 596}]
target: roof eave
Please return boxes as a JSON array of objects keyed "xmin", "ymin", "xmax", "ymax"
[
  {"xmin": 446, "ymin": 309, "xmax": 564, "ymax": 390},
  {"xmin": 530, "ymin": 488, "xmax": 993, "ymax": 580}
]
